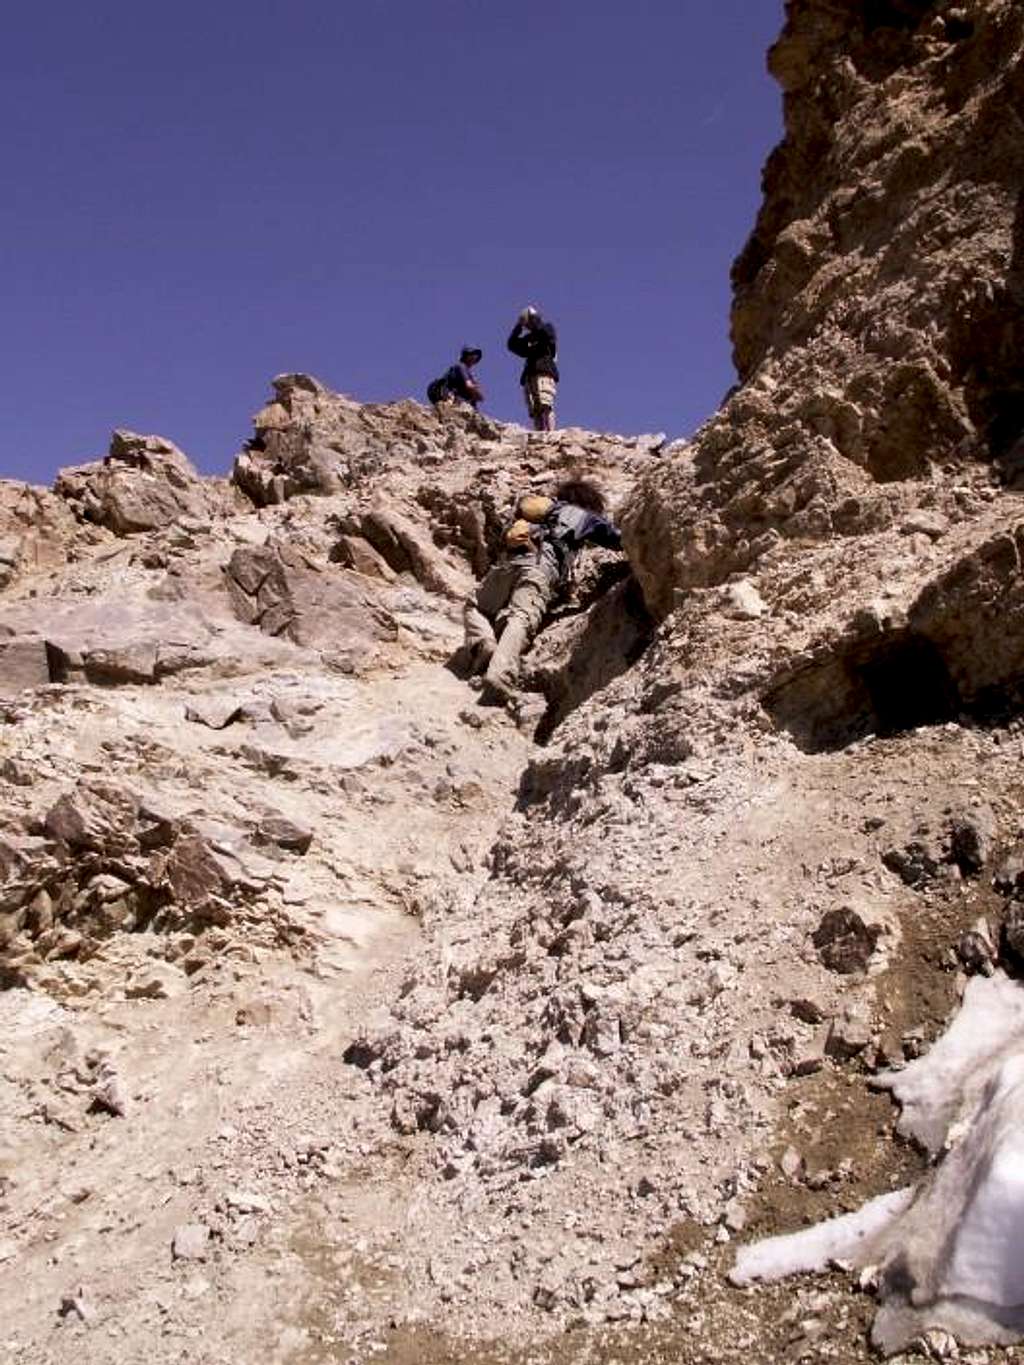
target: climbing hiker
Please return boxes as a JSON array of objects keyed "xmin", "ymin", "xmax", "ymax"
[
  {"xmin": 463, "ymin": 480, "xmax": 623, "ymax": 704},
  {"xmin": 427, "ymin": 347, "xmax": 485, "ymax": 411},
  {"xmin": 507, "ymin": 307, "xmax": 558, "ymax": 431}
]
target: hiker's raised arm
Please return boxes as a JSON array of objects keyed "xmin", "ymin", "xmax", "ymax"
[{"xmin": 579, "ymin": 513, "xmax": 623, "ymax": 552}]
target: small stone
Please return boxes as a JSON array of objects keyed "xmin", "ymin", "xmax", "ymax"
[
  {"xmin": 825, "ymin": 1000, "xmax": 873, "ymax": 1060},
  {"xmin": 253, "ymin": 814, "xmax": 313, "ymax": 855},
  {"xmin": 722, "ymin": 1198, "xmax": 747, "ymax": 1232},
  {"xmin": 958, "ymin": 917, "xmax": 996, "ymax": 976},
  {"xmin": 790, "ymin": 998, "xmax": 826, "ymax": 1024},
  {"xmin": 947, "ymin": 807, "xmax": 996, "ymax": 876},
  {"xmin": 902, "ymin": 1030, "xmax": 927, "ymax": 1060},
  {"xmin": 223, "ymin": 1188, "xmax": 271, "ymax": 1215},
  {"xmin": 724, "ymin": 579, "xmax": 766, "ymax": 620},
  {"xmin": 90, "ymin": 1073, "xmax": 128, "ymax": 1118},
  {"xmin": 125, "ymin": 961, "xmax": 188, "ymax": 1000},
  {"xmin": 918, "ymin": 1327, "xmax": 960, "ymax": 1359},
  {"xmin": 582, "ymin": 1010, "xmax": 622, "ymax": 1058},
  {"xmin": 882, "ymin": 842, "xmax": 941, "ymax": 888},
  {"xmin": 1, "ymin": 756, "xmax": 36, "ymax": 786},
  {"xmin": 448, "ymin": 841, "xmax": 474, "ymax": 873},
  {"xmin": 533, "ymin": 1282, "xmax": 559, "ymax": 1311},
  {"xmin": 779, "ymin": 1145, "xmax": 804, "ymax": 1180},
  {"xmin": 900, "ymin": 510, "xmax": 949, "ymax": 541},
  {"xmin": 811, "ymin": 907, "xmax": 879, "ymax": 974},
  {"xmin": 58, "ymin": 1290, "xmax": 96, "ymax": 1326},
  {"xmin": 858, "ymin": 1263, "xmax": 880, "ymax": 1292},
  {"xmin": 788, "ymin": 1025, "xmax": 829, "ymax": 1076},
  {"xmin": 172, "ymin": 1224, "xmax": 211, "ymax": 1262},
  {"xmin": 184, "ymin": 698, "xmax": 243, "ymax": 730}
]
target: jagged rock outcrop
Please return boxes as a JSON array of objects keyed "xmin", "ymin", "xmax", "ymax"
[
  {"xmin": 334, "ymin": 496, "xmax": 472, "ymax": 599},
  {"xmin": 54, "ymin": 429, "xmax": 225, "ymax": 534},
  {"xmin": 234, "ymin": 373, "xmax": 503, "ymax": 506},
  {"xmin": 0, "ymin": 397, "xmax": 647, "ymax": 997},
  {"xmin": 624, "ymin": 0, "xmax": 1024, "ymax": 612},
  {"xmin": 0, "ymin": 780, "xmax": 315, "ymax": 987},
  {"xmin": 0, "ymin": 481, "xmax": 77, "ymax": 591}
]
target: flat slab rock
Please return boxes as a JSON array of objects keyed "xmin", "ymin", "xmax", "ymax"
[
  {"xmin": 171, "ymin": 1224, "xmax": 211, "ymax": 1262},
  {"xmin": 0, "ymin": 637, "xmax": 51, "ymax": 695}
]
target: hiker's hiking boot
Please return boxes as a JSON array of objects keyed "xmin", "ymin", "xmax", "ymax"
[{"xmin": 480, "ymin": 677, "xmax": 517, "ymax": 708}]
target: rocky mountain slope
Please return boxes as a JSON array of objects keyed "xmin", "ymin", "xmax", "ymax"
[{"xmin": 3, "ymin": 2, "xmax": 1024, "ymax": 1363}]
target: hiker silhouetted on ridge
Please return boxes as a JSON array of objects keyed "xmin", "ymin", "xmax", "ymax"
[{"xmin": 507, "ymin": 307, "xmax": 558, "ymax": 431}]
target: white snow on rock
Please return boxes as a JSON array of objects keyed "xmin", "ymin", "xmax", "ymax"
[
  {"xmin": 729, "ymin": 1187, "xmax": 913, "ymax": 1287},
  {"xmin": 873, "ymin": 971, "xmax": 1024, "ymax": 1155},
  {"xmin": 732, "ymin": 973, "xmax": 1024, "ymax": 1355}
]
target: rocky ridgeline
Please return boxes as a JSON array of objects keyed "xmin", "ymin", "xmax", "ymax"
[
  {"xmin": 0, "ymin": 389, "xmax": 658, "ymax": 998},
  {"xmin": 4, "ymin": 3, "xmax": 1024, "ymax": 1361}
]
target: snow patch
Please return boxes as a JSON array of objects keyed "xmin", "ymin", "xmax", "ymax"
[
  {"xmin": 872, "ymin": 971, "xmax": 1024, "ymax": 1155},
  {"xmin": 732, "ymin": 973, "xmax": 1024, "ymax": 1354},
  {"xmin": 730, "ymin": 1188, "xmax": 913, "ymax": 1287}
]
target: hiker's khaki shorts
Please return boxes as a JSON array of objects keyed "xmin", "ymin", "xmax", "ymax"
[{"xmin": 524, "ymin": 375, "xmax": 557, "ymax": 419}]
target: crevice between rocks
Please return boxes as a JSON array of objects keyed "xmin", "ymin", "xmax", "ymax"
[{"xmin": 525, "ymin": 569, "xmax": 654, "ymax": 745}]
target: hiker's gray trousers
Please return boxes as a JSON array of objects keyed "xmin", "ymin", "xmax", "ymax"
[{"xmin": 463, "ymin": 560, "xmax": 554, "ymax": 692}]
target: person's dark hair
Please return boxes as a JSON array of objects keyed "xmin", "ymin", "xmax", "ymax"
[{"xmin": 555, "ymin": 477, "xmax": 606, "ymax": 514}]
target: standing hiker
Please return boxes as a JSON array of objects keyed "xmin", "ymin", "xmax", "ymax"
[
  {"xmin": 463, "ymin": 481, "xmax": 622, "ymax": 703},
  {"xmin": 507, "ymin": 307, "xmax": 559, "ymax": 431},
  {"xmin": 427, "ymin": 347, "xmax": 485, "ymax": 411}
]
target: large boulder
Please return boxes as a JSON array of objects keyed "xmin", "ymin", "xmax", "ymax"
[
  {"xmin": 336, "ymin": 495, "xmax": 471, "ymax": 599},
  {"xmin": 224, "ymin": 542, "xmax": 398, "ymax": 669},
  {"xmin": 54, "ymin": 430, "xmax": 214, "ymax": 535},
  {"xmin": 0, "ymin": 595, "xmax": 223, "ymax": 687},
  {"xmin": 0, "ymin": 634, "xmax": 51, "ymax": 695}
]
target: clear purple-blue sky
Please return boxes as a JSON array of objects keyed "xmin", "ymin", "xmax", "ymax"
[{"xmin": 2, "ymin": 1, "xmax": 784, "ymax": 484}]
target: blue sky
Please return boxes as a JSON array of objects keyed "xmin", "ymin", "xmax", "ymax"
[{"xmin": 1, "ymin": 1, "xmax": 784, "ymax": 483}]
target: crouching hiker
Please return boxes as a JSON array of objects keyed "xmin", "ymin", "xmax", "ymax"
[
  {"xmin": 463, "ymin": 483, "xmax": 623, "ymax": 704},
  {"xmin": 427, "ymin": 347, "xmax": 484, "ymax": 411}
]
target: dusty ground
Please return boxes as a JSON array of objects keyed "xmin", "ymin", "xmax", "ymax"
[
  {"xmin": 4, "ymin": 394, "xmax": 1024, "ymax": 1365},
  {"xmin": 5, "ymin": 584, "xmax": 1024, "ymax": 1365}
]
